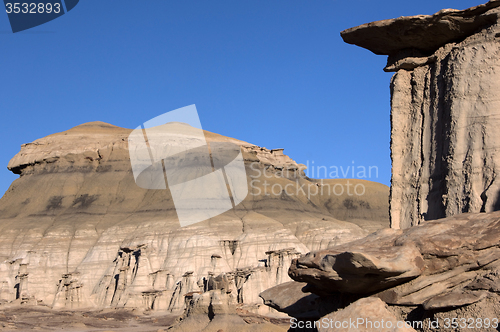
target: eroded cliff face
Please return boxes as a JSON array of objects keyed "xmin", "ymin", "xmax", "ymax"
[
  {"xmin": 342, "ymin": 0, "xmax": 500, "ymax": 228},
  {"xmin": 0, "ymin": 121, "xmax": 388, "ymax": 315}
]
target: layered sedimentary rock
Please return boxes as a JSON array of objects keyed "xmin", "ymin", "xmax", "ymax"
[
  {"xmin": 289, "ymin": 211, "xmax": 500, "ymax": 308},
  {"xmin": 342, "ymin": 0, "xmax": 500, "ymax": 228},
  {"xmin": 0, "ymin": 121, "xmax": 388, "ymax": 316},
  {"xmin": 262, "ymin": 211, "xmax": 500, "ymax": 329}
]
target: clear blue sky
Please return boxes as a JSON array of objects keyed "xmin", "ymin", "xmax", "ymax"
[{"xmin": 0, "ymin": 0, "xmax": 483, "ymax": 197}]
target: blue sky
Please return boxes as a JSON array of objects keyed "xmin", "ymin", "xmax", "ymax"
[{"xmin": 0, "ymin": 0, "xmax": 483, "ymax": 196}]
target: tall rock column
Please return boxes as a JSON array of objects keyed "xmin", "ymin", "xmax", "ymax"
[{"xmin": 342, "ymin": 1, "xmax": 500, "ymax": 228}]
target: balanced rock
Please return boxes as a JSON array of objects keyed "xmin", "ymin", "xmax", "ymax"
[{"xmin": 343, "ymin": 0, "xmax": 500, "ymax": 228}]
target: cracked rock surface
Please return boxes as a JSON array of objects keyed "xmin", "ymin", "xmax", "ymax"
[
  {"xmin": 341, "ymin": 0, "xmax": 500, "ymax": 56},
  {"xmin": 289, "ymin": 212, "xmax": 500, "ymax": 308},
  {"xmin": 262, "ymin": 212, "xmax": 499, "ymax": 332}
]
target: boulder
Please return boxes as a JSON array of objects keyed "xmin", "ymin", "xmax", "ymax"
[
  {"xmin": 259, "ymin": 281, "xmax": 320, "ymax": 319},
  {"xmin": 317, "ymin": 297, "xmax": 416, "ymax": 332},
  {"xmin": 289, "ymin": 212, "xmax": 500, "ymax": 308}
]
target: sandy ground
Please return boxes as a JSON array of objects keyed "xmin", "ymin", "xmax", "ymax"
[
  {"xmin": 0, "ymin": 306, "xmax": 178, "ymax": 332},
  {"xmin": 0, "ymin": 306, "xmax": 291, "ymax": 331}
]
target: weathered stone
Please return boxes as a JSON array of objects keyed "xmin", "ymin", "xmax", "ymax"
[
  {"xmin": 317, "ymin": 297, "xmax": 416, "ymax": 332},
  {"xmin": 466, "ymin": 270, "xmax": 500, "ymax": 293},
  {"xmin": 389, "ymin": 22, "xmax": 500, "ymax": 228},
  {"xmin": 259, "ymin": 281, "xmax": 320, "ymax": 319},
  {"xmin": 343, "ymin": 1, "xmax": 500, "ymax": 228},
  {"xmin": 289, "ymin": 212, "xmax": 500, "ymax": 308},
  {"xmin": 166, "ymin": 290, "xmax": 288, "ymax": 331},
  {"xmin": 289, "ymin": 228, "xmax": 425, "ymax": 294},
  {"xmin": 341, "ymin": 0, "xmax": 500, "ymax": 56},
  {"xmin": 422, "ymin": 290, "xmax": 488, "ymax": 310},
  {"xmin": 259, "ymin": 281, "xmax": 355, "ymax": 321}
]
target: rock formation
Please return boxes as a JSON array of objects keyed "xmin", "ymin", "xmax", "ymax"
[
  {"xmin": 342, "ymin": 0, "xmax": 500, "ymax": 228},
  {"xmin": 262, "ymin": 211, "xmax": 500, "ymax": 330},
  {"xmin": 0, "ymin": 121, "xmax": 388, "ymax": 324},
  {"xmin": 167, "ymin": 290, "xmax": 288, "ymax": 332},
  {"xmin": 11, "ymin": 1, "xmax": 500, "ymax": 329},
  {"xmin": 317, "ymin": 298, "xmax": 417, "ymax": 332},
  {"xmin": 289, "ymin": 211, "xmax": 500, "ymax": 307},
  {"xmin": 258, "ymin": 3, "xmax": 500, "ymax": 330}
]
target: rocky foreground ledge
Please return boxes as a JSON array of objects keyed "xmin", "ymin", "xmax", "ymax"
[{"xmin": 261, "ymin": 211, "xmax": 500, "ymax": 331}]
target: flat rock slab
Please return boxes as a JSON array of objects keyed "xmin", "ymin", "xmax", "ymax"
[
  {"xmin": 259, "ymin": 281, "xmax": 321, "ymax": 319},
  {"xmin": 341, "ymin": 0, "xmax": 500, "ymax": 55}
]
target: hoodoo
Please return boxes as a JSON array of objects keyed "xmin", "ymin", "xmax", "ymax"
[
  {"xmin": 260, "ymin": 2, "xmax": 500, "ymax": 330},
  {"xmin": 342, "ymin": 0, "xmax": 500, "ymax": 228}
]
